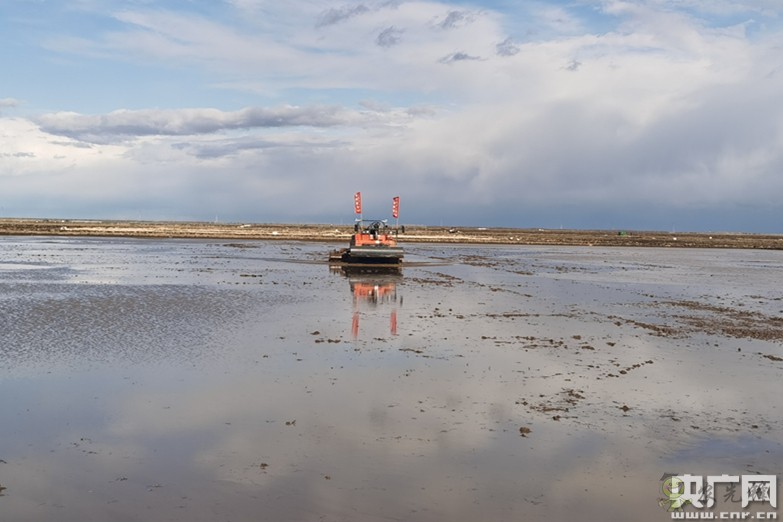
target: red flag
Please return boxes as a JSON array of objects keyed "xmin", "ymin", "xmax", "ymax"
[
  {"xmin": 354, "ymin": 192, "xmax": 362, "ymax": 214},
  {"xmin": 392, "ymin": 196, "xmax": 400, "ymax": 219}
]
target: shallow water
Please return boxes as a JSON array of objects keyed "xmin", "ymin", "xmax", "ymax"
[{"xmin": 0, "ymin": 238, "xmax": 781, "ymax": 521}]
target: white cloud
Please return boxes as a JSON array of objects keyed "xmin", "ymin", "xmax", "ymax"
[{"xmin": 2, "ymin": 0, "xmax": 783, "ymax": 229}]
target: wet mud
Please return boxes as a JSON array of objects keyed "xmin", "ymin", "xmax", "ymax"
[{"xmin": 0, "ymin": 238, "xmax": 781, "ymax": 521}]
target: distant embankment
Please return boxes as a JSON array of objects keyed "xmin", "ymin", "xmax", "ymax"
[{"xmin": 0, "ymin": 218, "xmax": 781, "ymax": 249}]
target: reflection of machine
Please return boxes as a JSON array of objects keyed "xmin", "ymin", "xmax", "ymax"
[
  {"xmin": 333, "ymin": 266, "xmax": 402, "ymax": 338},
  {"xmin": 329, "ymin": 193, "xmax": 404, "ymax": 265}
]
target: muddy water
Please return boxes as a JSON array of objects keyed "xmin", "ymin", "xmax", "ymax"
[{"xmin": 0, "ymin": 238, "xmax": 781, "ymax": 521}]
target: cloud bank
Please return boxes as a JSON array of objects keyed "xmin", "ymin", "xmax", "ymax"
[
  {"xmin": 1, "ymin": 0, "xmax": 782, "ymax": 231},
  {"xmin": 34, "ymin": 105, "xmax": 408, "ymax": 143}
]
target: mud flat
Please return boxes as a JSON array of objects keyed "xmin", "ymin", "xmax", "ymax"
[
  {"xmin": 0, "ymin": 238, "xmax": 781, "ymax": 521},
  {"xmin": 1, "ymin": 217, "xmax": 782, "ymax": 249}
]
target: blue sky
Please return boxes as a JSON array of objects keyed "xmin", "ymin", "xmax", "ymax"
[{"xmin": 1, "ymin": 0, "xmax": 782, "ymax": 231}]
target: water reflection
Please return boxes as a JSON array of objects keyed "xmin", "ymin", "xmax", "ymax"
[
  {"xmin": 0, "ymin": 238, "xmax": 781, "ymax": 521},
  {"xmin": 332, "ymin": 266, "xmax": 402, "ymax": 338}
]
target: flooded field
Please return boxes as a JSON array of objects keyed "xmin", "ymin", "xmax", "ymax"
[{"xmin": 1, "ymin": 237, "xmax": 781, "ymax": 521}]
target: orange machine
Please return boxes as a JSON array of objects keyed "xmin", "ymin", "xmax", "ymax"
[{"xmin": 330, "ymin": 193, "xmax": 405, "ymax": 265}]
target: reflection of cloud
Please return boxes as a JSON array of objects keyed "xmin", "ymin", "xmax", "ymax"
[{"xmin": 3, "ymin": 244, "xmax": 783, "ymax": 519}]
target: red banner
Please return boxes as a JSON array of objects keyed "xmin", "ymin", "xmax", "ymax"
[
  {"xmin": 354, "ymin": 192, "xmax": 362, "ymax": 214},
  {"xmin": 392, "ymin": 196, "xmax": 400, "ymax": 219}
]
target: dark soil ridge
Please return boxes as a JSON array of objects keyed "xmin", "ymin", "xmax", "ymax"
[{"xmin": 1, "ymin": 218, "xmax": 781, "ymax": 249}]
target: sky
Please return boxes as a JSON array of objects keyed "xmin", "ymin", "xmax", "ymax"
[{"xmin": 1, "ymin": 0, "xmax": 782, "ymax": 231}]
